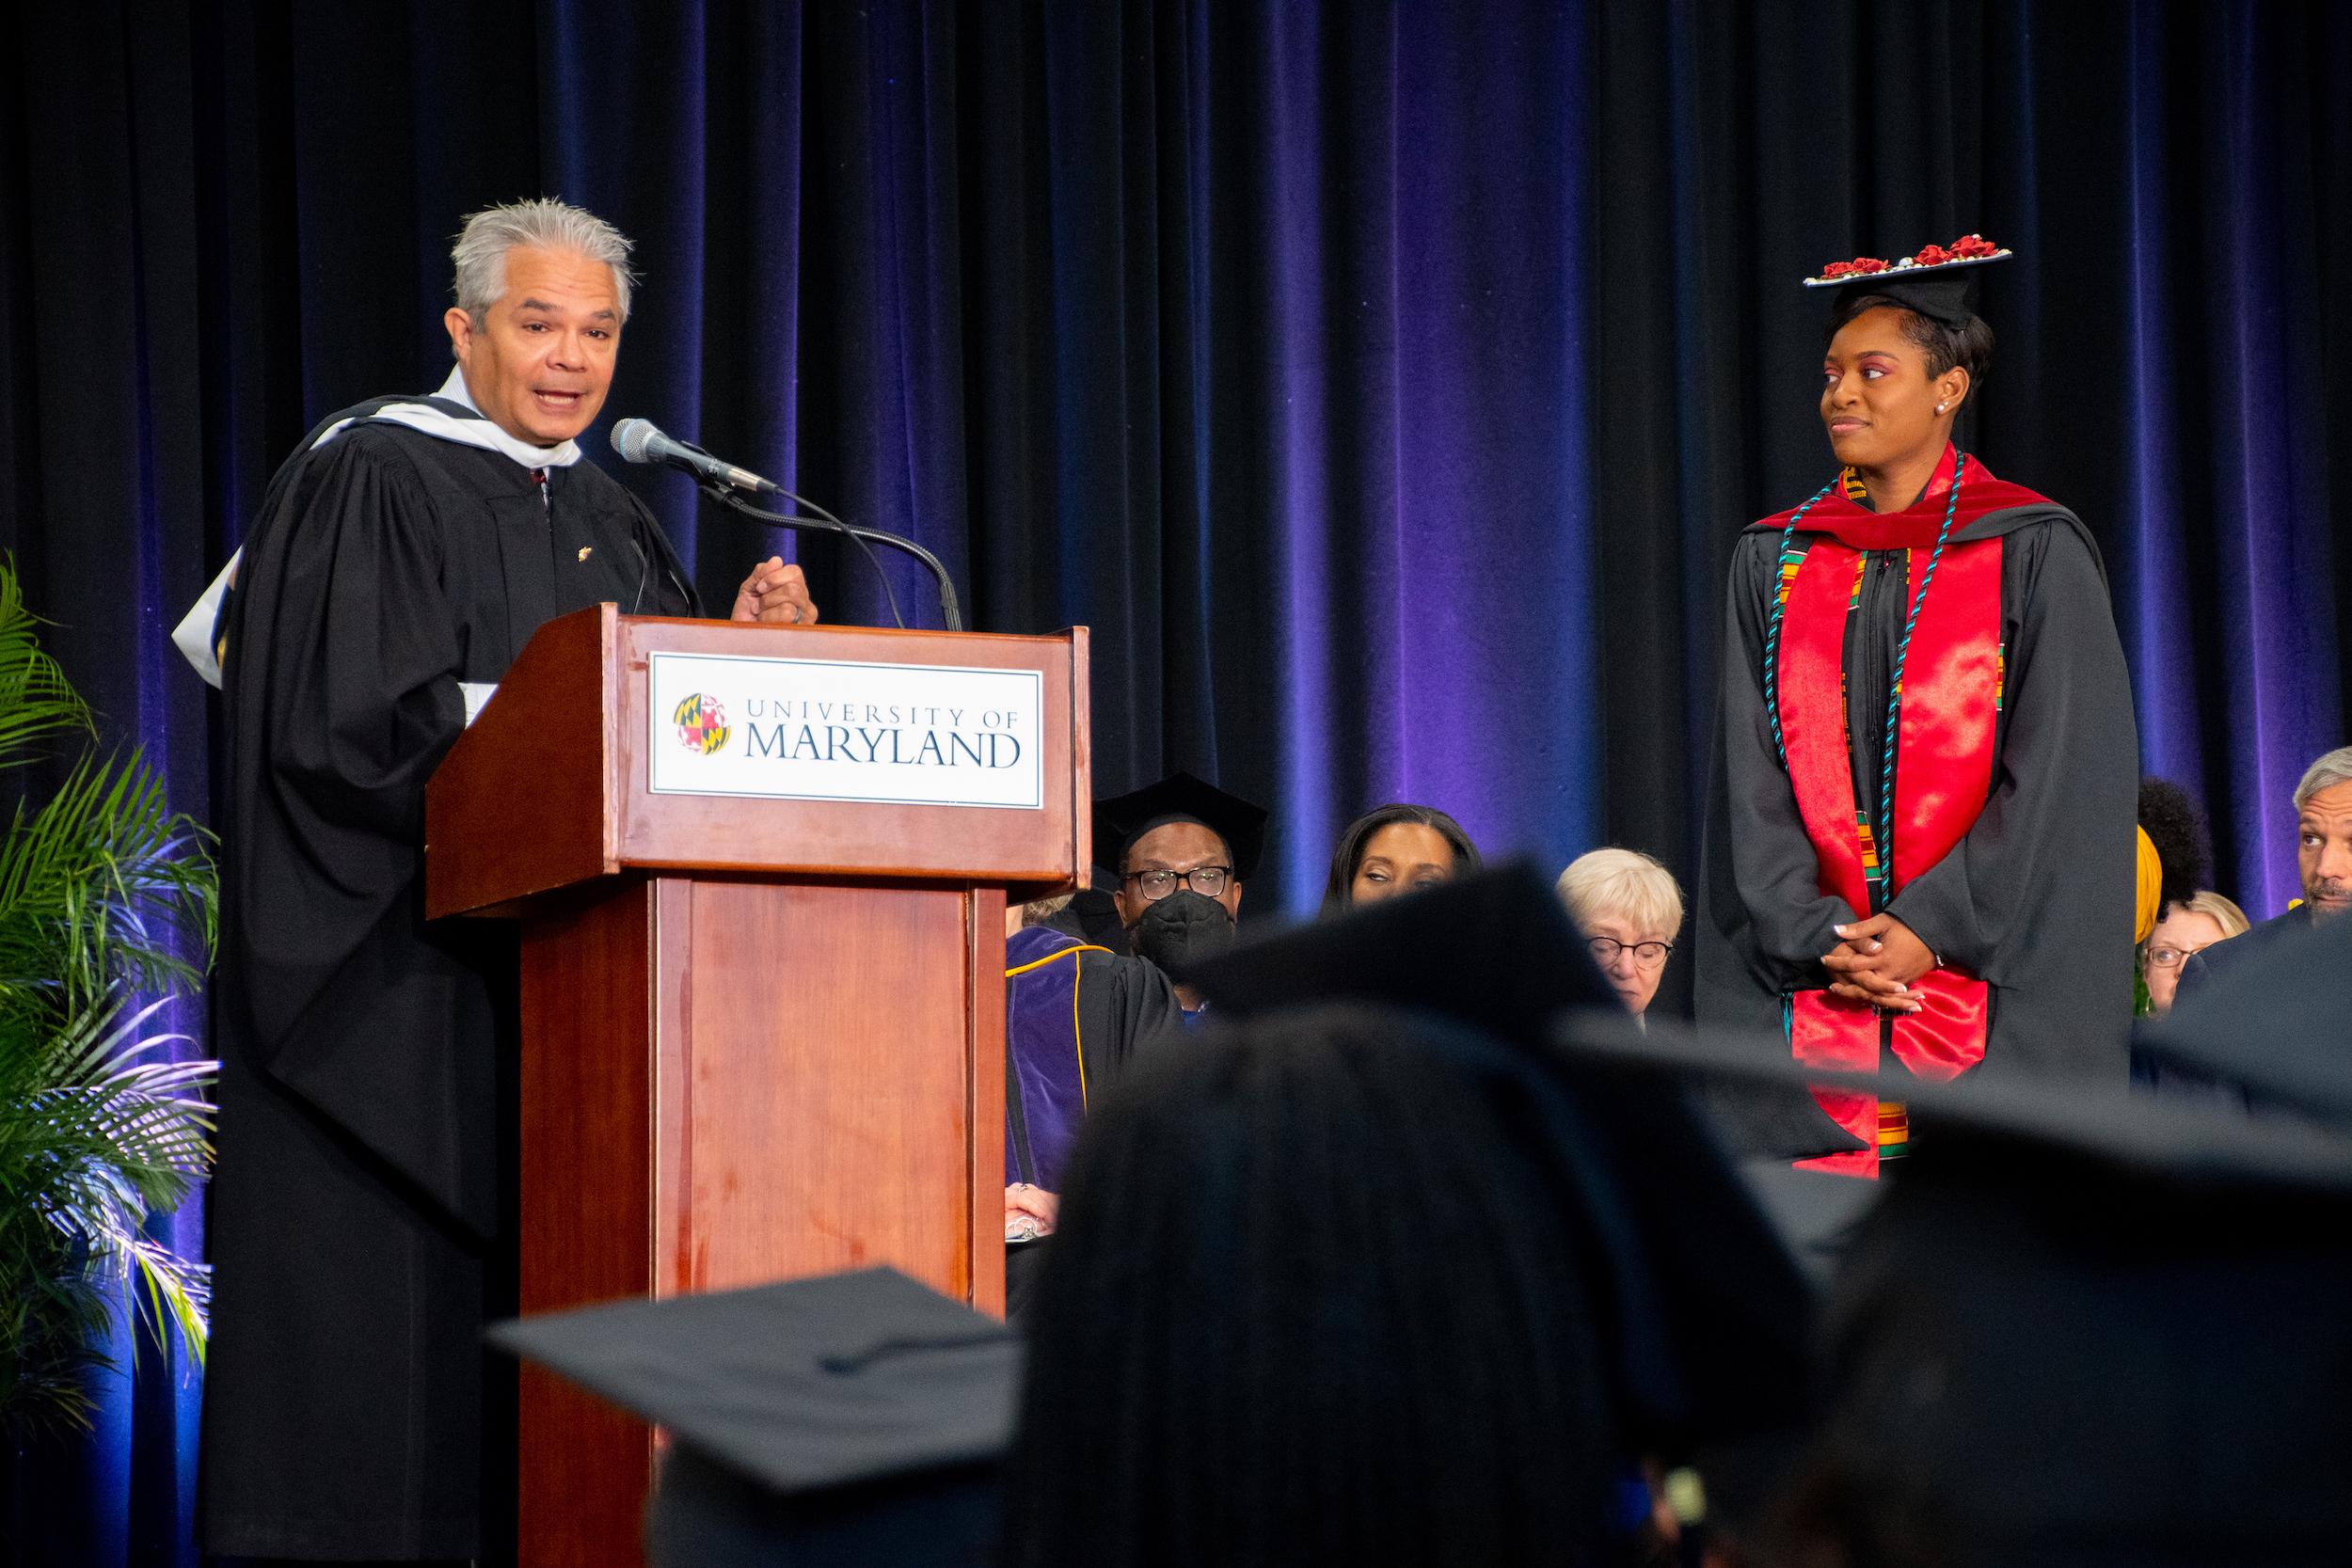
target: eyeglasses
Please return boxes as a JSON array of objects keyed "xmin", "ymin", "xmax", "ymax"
[
  {"xmin": 1125, "ymin": 865, "xmax": 1234, "ymax": 901},
  {"xmin": 2143, "ymin": 942, "xmax": 2212, "ymax": 970},
  {"xmin": 1587, "ymin": 936, "xmax": 1673, "ymax": 968}
]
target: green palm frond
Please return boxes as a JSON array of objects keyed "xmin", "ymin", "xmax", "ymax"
[
  {"xmin": 0, "ymin": 1230, "xmax": 112, "ymax": 1430},
  {"xmin": 0, "ymin": 751, "xmax": 216, "ymax": 1015},
  {"xmin": 0, "ymin": 559, "xmax": 218, "ymax": 1435},
  {"xmin": 0, "ymin": 565, "xmax": 90, "ymax": 766},
  {"xmin": 0, "ymin": 991, "xmax": 220, "ymax": 1433}
]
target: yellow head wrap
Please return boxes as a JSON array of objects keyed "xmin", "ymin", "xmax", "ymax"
[{"xmin": 2134, "ymin": 824, "xmax": 2163, "ymax": 944}]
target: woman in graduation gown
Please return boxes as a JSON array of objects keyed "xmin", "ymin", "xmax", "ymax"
[{"xmin": 1696, "ymin": 237, "xmax": 2137, "ymax": 1179}]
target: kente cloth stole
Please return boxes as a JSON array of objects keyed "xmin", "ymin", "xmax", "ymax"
[{"xmin": 1773, "ymin": 531, "xmax": 2003, "ymax": 1177}]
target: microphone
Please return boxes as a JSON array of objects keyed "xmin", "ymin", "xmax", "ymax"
[
  {"xmin": 611, "ymin": 418, "xmax": 778, "ymax": 494},
  {"xmin": 608, "ymin": 417, "xmax": 965, "ymax": 633}
]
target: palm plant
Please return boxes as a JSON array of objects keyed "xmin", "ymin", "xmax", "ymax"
[{"xmin": 0, "ymin": 562, "xmax": 218, "ymax": 1434}]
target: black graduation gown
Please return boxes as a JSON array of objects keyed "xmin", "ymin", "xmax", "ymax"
[
  {"xmin": 1695, "ymin": 490, "xmax": 2138, "ymax": 1159},
  {"xmin": 199, "ymin": 410, "xmax": 697, "ymax": 1560}
]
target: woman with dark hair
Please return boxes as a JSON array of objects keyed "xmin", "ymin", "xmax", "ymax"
[
  {"xmin": 2132, "ymin": 776, "xmax": 2248, "ymax": 1015},
  {"xmin": 1697, "ymin": 236, "xmax": 2137, "ymax": 1178},
  {"xmin": 1004, "ymin": 1000, "xmax": 1810, "ymax": 1568},
  {"xmin": 1319, "ymin": 803, "xmax": 1479, "ymax": 912}
]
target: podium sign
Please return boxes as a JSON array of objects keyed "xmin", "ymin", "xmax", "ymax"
[
  {"xmin": 425, "ymin": 605, "xmax": 1089, "ymax": 1568},
  {"xmin": 644, "ymin": 650, "xmax": 1045, "ymax": 808}
]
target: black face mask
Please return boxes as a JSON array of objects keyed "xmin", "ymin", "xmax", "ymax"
[{"xmin": 1131, "ymin": 890, "xmax": 1236, "ymax": 974}]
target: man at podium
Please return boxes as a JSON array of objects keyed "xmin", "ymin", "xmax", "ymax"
[{"xmin": 200, "ymin": 198, "xmax": 819, "ymax": 1564}]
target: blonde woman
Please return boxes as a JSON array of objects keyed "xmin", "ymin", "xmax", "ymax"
[
  {"xmin": 2140, "ymin": 891, "xmax": 2250, "ymax": 1013},
  {"xmin": 1557, "ymin": 848, "xmax": 1685, "ymax": 1022}
]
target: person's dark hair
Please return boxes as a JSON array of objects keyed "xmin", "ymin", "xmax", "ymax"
[
  {"xmin": 1825, "ymin": 294, "xmax": 1995, "ymax": 393},
  {"xmin": 1764, "ymin": 1149, "xmax": 2352, "ymax": 1566},
  {"xmin": 1318, "ymin": 803, "xmax": 1480, "ymax": 913},
  {"xmin": 1005, "ymin": 1005, "xmax": 1626, "ymax": 1568},
  {"xmin": 2137, "ymin": 776, "xmax": 2211, "ymax": 914}
]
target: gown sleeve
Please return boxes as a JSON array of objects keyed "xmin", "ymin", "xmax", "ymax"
[
  {"xmin": 1112, "ymin": 954, "xmax": 1189, "ymax": 1066},
  {"xmin": 1696, "ymin": 531, "xmax": 1876, "ymax": 1159},
  {"xmin": 246, "ymin": 436, "xmax": 465, "ymax": 847},
  {"xmin": 1075, "ymin": 951, "xmax": 1189, "ymax": 1079},
  {"xmin": 1880, "ymin": 518, "xmax": 2138, "ymax": 1072},
  {"xmin": 223, "ymin": 430, "xmax": 502, "ymax": 1230},
  {"xmin": 1714, "ymin": 531, "xmax": 1859, "ymax": 985},
  {"xmin": 1883, "ymin": 523, "xmax": 2137, "ymax": 977}
]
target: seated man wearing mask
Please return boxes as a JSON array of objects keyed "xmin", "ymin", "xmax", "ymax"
[{"xmin": 1094, "ymin": 771, "xmax": 1270, "ymax": 1024}]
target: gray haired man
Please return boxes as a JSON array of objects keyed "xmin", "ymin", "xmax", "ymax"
[
  {"xmin": 199, "ymin": 199, "xmax": 814, "ymax": 1563},
  {"xmin": 2176, "ymin": 745, "xmax": 2352, "ymax": 1005}
]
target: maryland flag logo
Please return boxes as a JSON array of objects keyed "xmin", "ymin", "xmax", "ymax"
[{"xmin": 674, "ymin": 693, "xmax": 730, "ymax": 754}]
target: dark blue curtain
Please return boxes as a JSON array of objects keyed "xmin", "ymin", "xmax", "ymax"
[{"xmin": 4, "ymin": 1, "xmax": 2346, "ymax": 1560}]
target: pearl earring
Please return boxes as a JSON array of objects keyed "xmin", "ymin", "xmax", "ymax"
[{"xmin": 1937, "ymin": 403, "xmax": 1947, "ymax": 414}]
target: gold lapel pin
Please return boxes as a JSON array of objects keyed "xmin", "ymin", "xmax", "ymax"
[{"xmin": 578, "ymin": 546, "xmax": 594, "ymax": 562}]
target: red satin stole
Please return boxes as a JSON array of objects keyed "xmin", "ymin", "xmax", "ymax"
[{"xmin": 1774, "ymin": 531, "xmax": 2003, "ymax": 1178}]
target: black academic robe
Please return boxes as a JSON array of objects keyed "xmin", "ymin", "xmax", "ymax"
[
  {"xmin": 1001, "ymin": 925, "xmax": 1187, "ymax": 1319},
  {"xmin": 1696, "ymin": 468, "xmax": 2138, "ymax": 1160},
  {"xmin": 199, "ymin": 408, "xmax": 697, "ymax": 1560}
]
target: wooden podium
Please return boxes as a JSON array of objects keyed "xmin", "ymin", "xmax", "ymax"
[{"xmin": 423, "ymin": 605, "xmax": 1089, "ymax": 1567}]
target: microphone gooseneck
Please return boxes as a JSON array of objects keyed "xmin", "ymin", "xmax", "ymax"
[{"xmin": 608, "ymin": 418, "xmax": 964, "ymax": 632}]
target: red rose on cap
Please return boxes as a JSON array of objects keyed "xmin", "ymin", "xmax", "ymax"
[
  {"xmin": 1822, "ymin": 257, "xmax": 1890, "ymax": 278},
  {"xmin": 1910, "ymin": 243, "xmax": 1954, "ymax": 267},
  {"xmin": 1951, "ymin": 233, "xmax": 1999, "ymax": 258}
]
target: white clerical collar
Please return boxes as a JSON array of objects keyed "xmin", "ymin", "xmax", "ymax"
[
  {"xmin": 299, "ymin": 369, "xmax": 584, "ymax": 469},
  {"xmin": 399, "ymin": 366, "xmax": 584, "ymax": 467}
]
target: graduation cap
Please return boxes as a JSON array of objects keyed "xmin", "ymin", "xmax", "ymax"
[
  {"xmin": 487, "ymin": 1268, "xmax": 1019, "ymax": 1568},
  {"xmin": 1804, "ymin": 234, "xmax": 2012, "ymax": 327},
  {"xmin": 2136, "ymin": 910, "xmax": 2352, "ymax": 1129},
  {"xmin": 1189, "ymin": 856, "xmax": 1623, "ymax": 1027},
  {"xmin": 1091, "ymin": 769, "xmax": 1269, "ymax": 882},
  {"xmin": 1186, "ymin": 862, "xmax": 1819, "ymax": 1449},
  {"xmin": 1568, "ymin": 1021, "xmax": 2352, "ymax": 1565}
]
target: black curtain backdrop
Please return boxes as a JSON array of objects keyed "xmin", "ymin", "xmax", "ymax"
[{"xmin": 4, "ymin": 2, "xmax": 2348, "ymax": 1560}]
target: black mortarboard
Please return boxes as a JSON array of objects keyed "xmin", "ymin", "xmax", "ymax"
[
  {"xmin": 1571, "ymin": 1022, "xmax": 2352, "ymax": 1565},
  {"xmin": 2137, "ymin": 910, "xmax": 2352, "ymax": 1129},
  {"xmin": 1190, "ymin": 856, "xmax": 1622, "ymax": 1025},
  {"xmin": 1805, "ymin": 236, "xmax": 2012, "ymax": 328},
  {"xmin": 488, "ymin": 1268, "xmax": 1019, "ymax": 1568},
  {"xmin": 1091, "ymin": 769, "xmax": 1269, "ymax": 882},
  {"xmin": 1188, "ymin": 863, "xmax": 1817, "ymax": 1448}
]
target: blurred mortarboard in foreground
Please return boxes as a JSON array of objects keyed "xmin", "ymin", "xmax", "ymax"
[
  {"xmin": 1188, "ymin": 862, "xmax": 1818, "ymax": 1452},
  {"xmin": 488, "ymin": 1268, "xmax": 1019, "ymax": 1568},
  {"xmin": 1805, "ymin": 234, "xmax": 2011, "ymax": 328},
  {"xmin": 2136, "ymin": 911, "xmax": 2352, "ymax": 1129},
  {"xmin": 1183, "ymin": 857, "xmax": 1876, "ymax": 1269},
  {"xmin": 1091, "ymin": 770, "xmax": 1268, "ymax": 882},
  {"xmin": 1572, "ymin": 1021, "xmax": 2352, "ymax": 1567},
  {"xmin": 1188, "ymin": 857, "xmax": 1622, "ymax": 1030}
]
